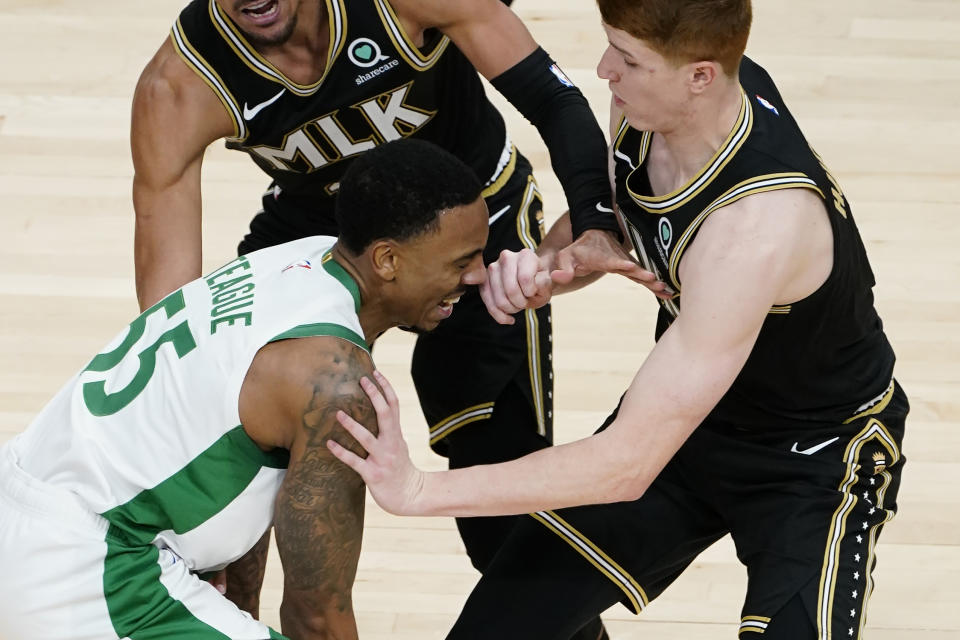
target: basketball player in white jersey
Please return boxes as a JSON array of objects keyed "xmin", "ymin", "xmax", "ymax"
[{"xmin": 0, "ymin": 139, "xmax": 488, "ymax": 640}]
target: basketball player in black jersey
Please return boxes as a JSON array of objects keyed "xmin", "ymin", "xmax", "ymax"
[
  {"xmin": 327, "ymin": 1, "xmax": 909, "ymax": 638},
  {"xmin": 131, "ymin": 0, "xmax": 651, "ymax": 635}
]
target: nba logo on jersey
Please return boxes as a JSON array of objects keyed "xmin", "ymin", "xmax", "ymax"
[
  {"xmin": 282, "ymin": 259, "xmax": 312, "ymax": 273},
  {"xmin": 549, "ymin": 64, "xmax": 574, "ymax": 88},
  {"xmin": 756, "ymin": 95, "xmax": 780, "ymax": 116}
]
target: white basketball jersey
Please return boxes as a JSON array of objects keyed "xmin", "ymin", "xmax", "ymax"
[{"xmin": 8, "ymin": 236, "xmax": 368, "ymax": 572}]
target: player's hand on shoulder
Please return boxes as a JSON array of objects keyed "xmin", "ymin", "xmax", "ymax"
[
  {"xmin": 328, "ymin": 371, "xmax": 425, "ymax": 517},
  {"xmin": 554, "ymin": 229, "xmax": 671, "ymax": 299},
  {"xmin": 479, "ymin": 248, "xmax": 554, "ymax": 325}
]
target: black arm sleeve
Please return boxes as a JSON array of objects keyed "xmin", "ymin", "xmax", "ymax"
[{"xmin": 491, "ymin": 47, "xmax": 621, "ymax": 240}]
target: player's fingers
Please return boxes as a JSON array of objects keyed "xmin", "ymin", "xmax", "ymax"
[
  {"xmin": 495, "ymin": 251, "xmax": 531, "ymax": 311},
  {"xmin": 358, "ymin": 377, "xmax": 394, "ymax": 431},
  {"xmin": 478, "ymin": 280, "xmax": 515, "ymax": 325},
  {"xmin": 552, "ymin": 249, "xmax": 579, "ymax": 283},
  {"xmin": 610, "ymin": 260, "xmax": 657, "ymax": 283},
  {"xmin": 326, "ymin": 439, "xmax": 368, "ymax": 474},
  {"xmin": 550, "ymin": 267, "xmax": 576, "ymax": 285},
  {"xmin": 490, "ymin": 262, "xmax": 526, "ymax": 318},
  {"xmin": 521, "ymin": 271, "xmax": 552, "ymax": 308},
  {"xmin": 208, "ymin": 570, "xmax": 227, "ymax": 595},
  {"xmin": 515, "ymin": 250, "xmax": 542, "ymax": 299},
  {"xmin": 371, "ymin": 370, "xmax": 399, "ymax": 413},
  {"xmin": 335, "ymin": 408, "xmax": 379, "ymax": 449},
  {"xmin": 485, "ymin": 261, "xmax": 515, "ymax": 314}
]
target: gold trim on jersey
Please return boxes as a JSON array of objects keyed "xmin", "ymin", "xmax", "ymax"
[
  {"xmin": 208, "ymin": 0, "xmax": 346, "ymax": 96},
  {"xmin": 626, "ymin": 88, "xmax": 753, "ymax": 214},
  {"xmin": 739, "ymin": 615, "xmax": 770, "ymax": 635},
  {"xmin": 481, "ymin": 137, "xmax": 518, "ymax": 199},
  {"xmin": 612, "ymin": 116, "xmax": 647, "ymax": 171},
  {"xmin": 665, "ymin": 172, "xmax": 824, "ymax": 292},
  {"xmin": 373, "ymin": 0, "xmax": 450, "ymax": 71},
  {"xmin": 843, "ymin": 379, "xmax": 895, "ymax": 425},
  {"xmin": 857, "ymin": 472, "xmax": 896, "ymax": 639},
  {"xmin": 171, "ymin": 19, "xmax": 247, "ymax": 141},
  {"xmin": 815, "ymin": 418, "xmax": 900, "ymax": 640},
  {"xmin": 429, "ymin": 402, "xmax": 495, "ymax": 445},
  {"xmin": 516, "ymin": 177, "xmax": 547, "ymax": 436},
  {"xmin": 532, "ymin": 510, "xmax": 649, "ymax": 614}
]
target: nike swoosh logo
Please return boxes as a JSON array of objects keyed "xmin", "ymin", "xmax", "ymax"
[
  {"xmin": 243, "ymin": 89, "xmax": 286, "ymax": 120},
  {"xmin": 790, "ymin": 436, "xmax": 839, "ymax": 456},
  {"xmin": 596, "ymin": 202, "xmax": 614, "ymax": 213}
]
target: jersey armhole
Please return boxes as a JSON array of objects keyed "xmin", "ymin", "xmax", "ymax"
[
  {"xmin": 169, "ymin": 21, "xmax": 247, "ymax": 142},
  {"xmin": 268, "ymin": 323, "xmax": 369, "ymax": 353}
]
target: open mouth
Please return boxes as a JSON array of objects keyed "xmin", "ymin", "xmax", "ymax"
[
  {"xmin": 438, "ymin": 292, "xmax": 464, "ymax": 315},
  {"xmin": 241, "ymin": 0, "xmax": 279, "ymax": 22}
]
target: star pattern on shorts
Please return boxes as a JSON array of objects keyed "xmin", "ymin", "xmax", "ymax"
[
  {"xmin": 856, "ymin": 535, "xmax": 863, "ymax": 544},
  {"xmin": 855, "ymin": 553, "xmax": 861, "ymax": 562},
  {"xmin": 854, "ymin": 571, "xmax": 860, "ymax": 580},
  {"xmin": 848, "ymin": 628, "xmax": 854, "ymax": 636},
  {"xmin": 869, "ymin": 478, "xmax": 875, "ymax": 485},
  {"xmin": 862, "ymin": 521, "xmax": 869, "ymax": 530},
  {"xmin": 850, "ymin": 609, "xmax": 856, "ymax": 617},
  {"xmin": 852, "ymin": 589, "xmax": 858, "ymax": 598}
]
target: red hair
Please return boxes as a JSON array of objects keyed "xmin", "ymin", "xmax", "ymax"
[{"xmin": 597, "ymin": 0, "xmax": 752, "ymax": 76}]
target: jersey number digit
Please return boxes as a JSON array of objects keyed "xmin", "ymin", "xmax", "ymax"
[{"xmin": 82, "ymin": 291, "xmax": 197, "ymax": 416}]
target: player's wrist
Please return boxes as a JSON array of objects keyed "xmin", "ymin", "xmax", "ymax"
[{"xmin": 535, "ymin": 245, "xmax": 559, "ymax": 273}]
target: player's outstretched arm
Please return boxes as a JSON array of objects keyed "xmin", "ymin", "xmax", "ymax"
[
  {"xmin": 331, "ymin": 190, "xmax": 821, "ymax": 517},
  {"xmin": 243, "ymin": 336, "xmax": 376, "ymax": 640},
  {"xmin": 131, "ymin": 37, "xmax": 234, "ymax": 310},
  {"xmin": 393, "ymin": 0, "xmax": 620, "ymax": 241}
]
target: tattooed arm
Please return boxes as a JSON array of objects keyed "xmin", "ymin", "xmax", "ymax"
[
  {"xmin": 222, "ymin": 529, "xmax": 270, "ymax": 617},
  {"xmin": 240, "ymin": 335, "xmax": 376, "ymax": 640}
]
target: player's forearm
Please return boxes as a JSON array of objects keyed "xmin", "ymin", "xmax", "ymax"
[
  {"xmin": 491, "ymin": 50, "xmax": 617, "ymax": 240},
  {"xmin": 535, "ymin": 211, "xmax": 572, "ymax": 265},
  {"xmin": 413, "ymin": 427, "xmax": 652, "ymax": 517},
  {"xmin": 280, "ymin": 595, "xmax": 359, "ymax": 640},
  {"xmin": 408, "ymin": 322, "xmax": 744, "ymax": 518},
  {"xmin": 133, "ymin": 183, "xmax": 203, "ymax": 310},
  {"xmin": 223, "ymin": 529, "xmax": 270, "ymax": 618},
  {"xmin": 134, "ymin": 230, "xmax": 202, "ymax": 310}
]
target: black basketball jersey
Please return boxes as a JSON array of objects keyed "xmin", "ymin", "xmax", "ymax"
[
  {"xmin": 612, "ymin": 57, "xmax": 897, "ymax": 430},
  {"xmin": 172, "ymin": 0, "xmax": 508, "ymax": 231}
]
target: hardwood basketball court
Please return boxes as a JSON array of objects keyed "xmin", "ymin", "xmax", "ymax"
[{"xmin": 0, "ymin": 0, "xmax": 957, "ymax": 637}]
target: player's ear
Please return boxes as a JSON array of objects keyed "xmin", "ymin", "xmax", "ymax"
[
  {"xmin": 688, "ymin": 60, "xmax": 718, "ymax": 94},
  {"xmin": 370, "ymin": 241, "xmax": 399, "ymax": 282}
]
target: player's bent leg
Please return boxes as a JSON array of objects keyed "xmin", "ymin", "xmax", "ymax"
[
  {"xmin": 445, "ymin": 515, "xmax": 623, "ymax": 640},
  {"xmin": 730, "ymin": 383, "xmax": 908, "ymax": 640},
  {"xmin": 750, "ymin": 589, "xmax": 817, "ymax": 640},
  {"xmin": 447, "ymin": 380, "xmax": 552, "ymax": 572},
  {"xmin": 0, "ymin": 448, "xmax": 282, "ymax": 640},
  {"xmin": 447, "ymin": 439, "xmax": 729, "ymax": 639},
  {"xmin": 127, "ymin": 546, "xmax": 287, "ymax": 640}
]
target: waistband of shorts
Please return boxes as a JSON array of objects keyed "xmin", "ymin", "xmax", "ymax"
[{"xmin": 0, "ymin": 443, "xmax": 110, "ymax": 534}]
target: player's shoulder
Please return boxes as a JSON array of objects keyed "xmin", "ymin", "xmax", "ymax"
[
  {"xmin": 252, "ymin": 333, "xmax": 373, "ymax": 415},
  {"xmin": 134, "ymin": 37, "xmax": 212, "ymax": 111},
  {"xmin": 132, "ymin": 35, "xmax": 235, "ymax": 145},
  {"xmin": 699, "ymin": 186, "xmax": 825, "ymax": 258},
  {"xmin": 389, "ymin": 0, "xmax": 505, "ymax": 30}
]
